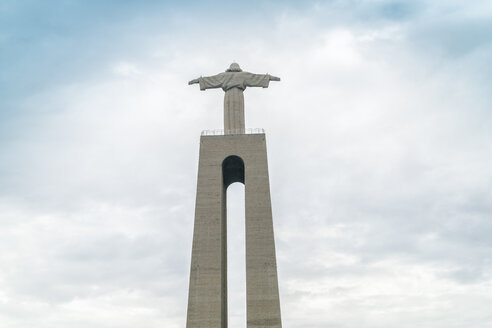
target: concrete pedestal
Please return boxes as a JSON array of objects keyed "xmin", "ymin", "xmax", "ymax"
[{"xmin": 186, "ymin": 133, "xmax": 282, "ymax": 328}]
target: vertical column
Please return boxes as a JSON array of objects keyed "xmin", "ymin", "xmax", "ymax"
[
  {"xmin": 186, "ymin": 138, "xmax": 227, "ymax": 328},
  {"xmin": 245, "ymin": 138, "xmax": 282, "ymax": 328}
]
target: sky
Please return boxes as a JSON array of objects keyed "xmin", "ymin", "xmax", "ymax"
[{"xmin": 1, "ymin": 0, "xmax": 492, "ymax": 327}]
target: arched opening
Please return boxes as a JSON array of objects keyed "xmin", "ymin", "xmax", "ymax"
[
  {"xmin": 222, "ymin": 155, "xmax": 246, "ymax": 327},
  {"xmin": 222, "ymin": 155, "xmax": 244, "ymax": 188}
]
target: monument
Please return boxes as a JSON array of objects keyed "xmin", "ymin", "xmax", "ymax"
[{"xmin": 186, "ymin": 63, "xmax": 282, "ymax": 328}]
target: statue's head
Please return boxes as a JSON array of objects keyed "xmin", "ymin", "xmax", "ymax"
[{"xmin": 226, "ymin": 62, "xmax": 242, "ymax": 72}]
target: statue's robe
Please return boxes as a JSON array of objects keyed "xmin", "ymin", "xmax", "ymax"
[{"xmin": 197, "ymin": 72, "xmax": 271, "ymax": 133}]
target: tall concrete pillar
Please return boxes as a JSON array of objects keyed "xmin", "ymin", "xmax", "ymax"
[{"xmin": 186, "ymin": 133, "xmax": 282, "ymax": 328}]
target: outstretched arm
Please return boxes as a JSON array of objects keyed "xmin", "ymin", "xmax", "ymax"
[
  {"xmin": 188, "ymin": 73, "xmax": 225, "ymax": 90},
  {"xmin": 244, "ymin": 73, "xmax": 280, "ymax": 88},
  {"xmin": 188, "ymin": 78, "xmax": 200, "ymax": 85}
]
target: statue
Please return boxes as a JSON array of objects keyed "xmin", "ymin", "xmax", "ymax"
[{"xmin": 189, "ymin": 63, "xmax": 280, "ymax": 134}]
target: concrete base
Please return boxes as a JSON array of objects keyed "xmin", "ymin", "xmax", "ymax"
[{"xmin": 186, "ymin": 133, "xmax": 282, "ymax": 328}]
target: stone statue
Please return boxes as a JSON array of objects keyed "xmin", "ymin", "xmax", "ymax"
[{"xmin": 189, "ymin": 63, "xmax": 280, "ymax": 134}]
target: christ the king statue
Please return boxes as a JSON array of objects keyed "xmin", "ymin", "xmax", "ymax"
[{"xmin": 189, "ymin": 63, "xmax": 280, "ymax": 134}]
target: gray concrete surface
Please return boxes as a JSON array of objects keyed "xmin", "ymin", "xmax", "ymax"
[{"xmin": 186, "ymin": 133, "xmax": 282, "ymax": 328}]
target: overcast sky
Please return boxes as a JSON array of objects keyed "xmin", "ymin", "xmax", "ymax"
[{"xmin": 1, "ymin": 1, "xmax": 492, "ymax": 327}]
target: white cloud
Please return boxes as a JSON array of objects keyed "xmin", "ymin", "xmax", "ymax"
[
  {"xmin": 1, "ymin": 1, "xmax": 492, "ymax": 327},
  {"xmin": 112, "ymin": 61, "xmax": 141, "ymax": 77}
]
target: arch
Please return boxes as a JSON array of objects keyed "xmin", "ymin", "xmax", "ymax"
[
  {"xmin": 222, "ymin": 155, "xmax": 246, "ymax": 326},
  {"xmin": 222, "ymin": 155, "xmax": 245, "ymax": 188}
]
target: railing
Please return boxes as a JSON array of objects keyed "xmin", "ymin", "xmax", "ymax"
[{"xmin": 201, "ymin": 128, "xmax": 265, "ymax": 136}]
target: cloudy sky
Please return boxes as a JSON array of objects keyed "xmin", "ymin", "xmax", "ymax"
[{"xmin": 1, "ymin": 0, "xmax": 492, "ymax": 327}]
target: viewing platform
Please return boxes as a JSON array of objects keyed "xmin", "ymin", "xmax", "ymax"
[{"xmin": 201, "ymin": 128, "xmax": 265, "ymax": 136}]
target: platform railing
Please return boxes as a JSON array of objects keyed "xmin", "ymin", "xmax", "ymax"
[{"xmin": 201, "ymin": 128, "xmax": 265, "ymax": 136}]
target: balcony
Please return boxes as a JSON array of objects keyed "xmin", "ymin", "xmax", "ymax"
[{"xmin": 201, "ymin": 128, "xmax": 265, "ymax": 136}]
